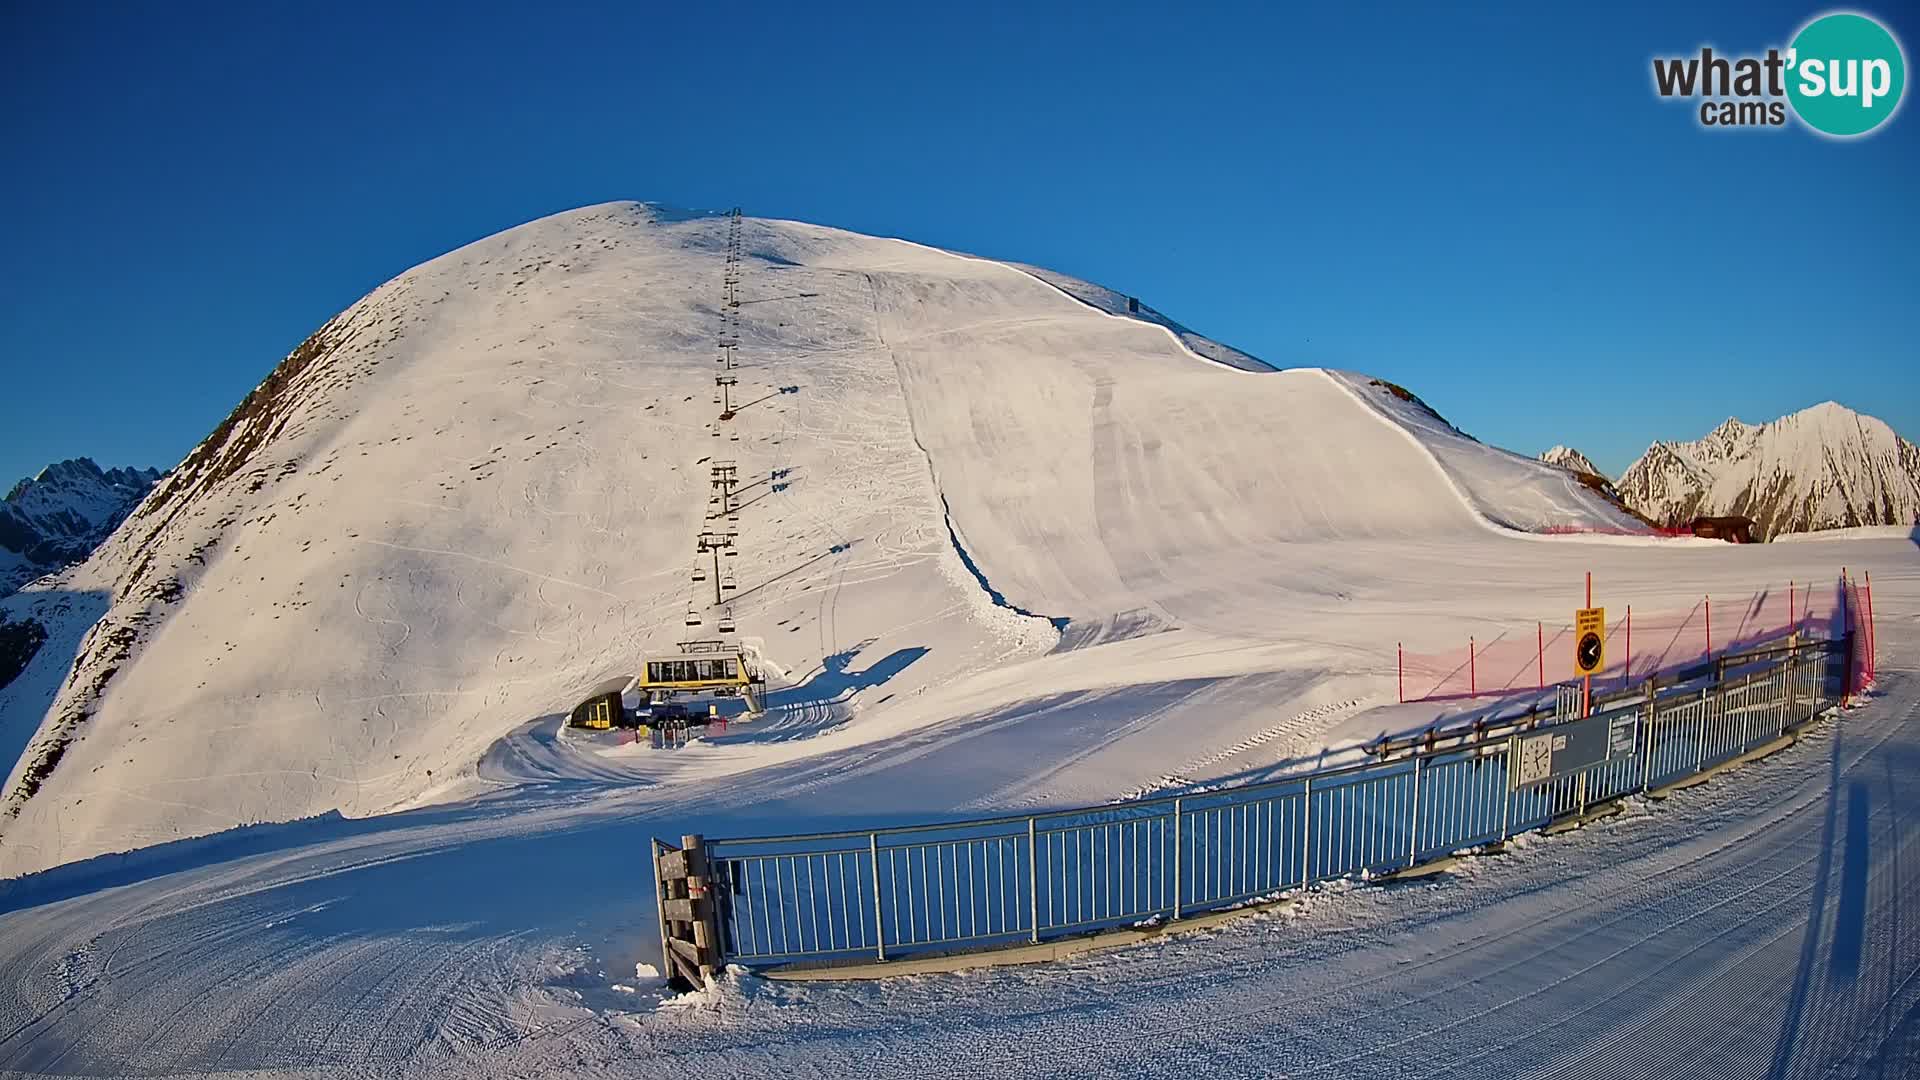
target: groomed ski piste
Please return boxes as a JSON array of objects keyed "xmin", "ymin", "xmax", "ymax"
[{"xmin": 0, "ymin": 203, "xmax": 1913, "ymax": 1077}]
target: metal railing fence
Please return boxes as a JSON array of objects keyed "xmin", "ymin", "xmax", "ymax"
[{"xmin": 678, "ymin": 636, "xmax": 1848, "ymax": 970}]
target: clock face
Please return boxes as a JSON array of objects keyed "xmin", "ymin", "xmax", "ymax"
[
  {"xmin": 1577, "ymin": 632, "xmax": 1603, "ymax": 673},
  {"xmin": 1516, "ymin": 734, "xmax": 1554, "ymax": 786}
]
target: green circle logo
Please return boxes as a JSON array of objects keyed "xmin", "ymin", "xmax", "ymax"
[{"xmin": 1787, "ymin": 12, "xmax": 1906, "ymax": 136}]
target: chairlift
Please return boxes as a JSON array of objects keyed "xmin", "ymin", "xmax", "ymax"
[
  {"xmin": 721, "ymin": 574, "xmax": 737, "ymax": 592},
  {"xmin": 684, "ymin": 605, "xmax": 702, "ymax": 627},
  {"xmin": 691, "ymin": 563, "xmax": 708, "ymax": 583},
  {"xmin": 717, "ymin": 608, "xmax": 736, "ymax": 634}
]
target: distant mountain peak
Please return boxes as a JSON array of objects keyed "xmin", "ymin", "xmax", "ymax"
[
  {"xmin": 1, "ymin": 458, "xmax": 165, "ymax": 595},
  {"xmin": 1539, "ymin": 445, "xmax": 1605, "ymax": 480},
  {"xmin": 1617, "ymin": 403, "xmax": 1920, "ymax": 540}
]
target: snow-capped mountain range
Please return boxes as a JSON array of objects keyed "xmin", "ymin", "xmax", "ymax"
[
  {"xmin": 0, "ymin": 458, "xmax": 162, "ymax": 596},
  {"xmin": 1615, "ymin": 403, "xmax": 1920, "ymax": 540}
]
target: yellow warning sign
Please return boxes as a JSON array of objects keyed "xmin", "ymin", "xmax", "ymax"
[{"xmin": 1574, "ymin": 607, "xmax": 1606, "ymax": 676}]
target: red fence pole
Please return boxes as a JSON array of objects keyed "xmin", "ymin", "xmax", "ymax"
[
  {"xmin": 1705, "ymin": 594, "xmax": 1712, "ymax": 660},
  {"xmin": 1789, "ymin": 581, "xmax": 1795, "ymax": 632},
  {"xmin": 1537, "ymin": 622, "xmax": 1544, "ymax": 691},
  {"xmin": 1469, "ymin": 637, "xmax": 1477, "ymax": 697},
  {"xmin": 1398, "ymin": 643, "xmax": 1404, "ymax": 703},
  {"xmin": 1625, "ymin": 605, "xmax": 1632, "ymax": 685},
  {"xmin": 1585, "ymin": 572, "xmax": 1593, "ymax": 715}
]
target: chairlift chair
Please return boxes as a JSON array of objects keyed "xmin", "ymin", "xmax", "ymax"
[
  {"xmin": 691, "ymin": 563, "xmax": 708, "ymax": 583},
  {"xmin": 721, "ymin": 574, "xmax": 737, "ymax": 592},
  {"xmin": 717, "ymin": 608, "xmax": 736, "ymax": 634},
  {"xmin": 684, "ymin": 605, "xmax": 702, "ymax": 627}
]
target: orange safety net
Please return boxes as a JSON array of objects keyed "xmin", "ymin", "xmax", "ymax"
[{"xmin": 1398, "ymin": 577, "xmax": 1853, "ymax": 704}]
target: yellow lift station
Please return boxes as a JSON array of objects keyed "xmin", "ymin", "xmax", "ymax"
[{"xmin": 637, "ymin": 640, "xmax": 765, "ymax": 714}]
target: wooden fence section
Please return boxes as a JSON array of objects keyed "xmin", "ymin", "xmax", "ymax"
[{"xmin": 652, "ymin": 834, "xmax": 724, "ymax": 989}]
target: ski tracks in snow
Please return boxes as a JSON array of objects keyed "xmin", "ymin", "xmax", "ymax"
[{"xmin": 1123, "ymin": 694, "xmax": 1370, "ymax": 799}]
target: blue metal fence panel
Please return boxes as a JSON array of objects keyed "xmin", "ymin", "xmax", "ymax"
[{"xmin": 697, "ymin": 641, "xmax": 1842, "ymax": 969}]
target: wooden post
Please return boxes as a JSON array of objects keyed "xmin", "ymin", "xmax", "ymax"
[
  {"xmin": 683, "ymin": 834, "xmax": 720, "ymax": 983},
  {"xmin": 654, "ymin": 834, "xmax": 723, "ymax": 989},
  {"xmin": 652, "ymin": 840, "xmax": 675, "ymax": 984}
]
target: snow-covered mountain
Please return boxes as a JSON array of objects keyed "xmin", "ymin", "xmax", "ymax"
[
  {"xmin": 0, "ymin": 202, "xmax": 1642, "ymax": 876},
  {"xmin": 0, "ymin": 458, "xmax": 162, "ymax": 596},
  {"xmin": 1539, "ymin": 445, "xmax": 1603, "ymax": 479},
  {"xmin": 1616, "ymin": 404, "xmax": 1920, "ymax": 540}
]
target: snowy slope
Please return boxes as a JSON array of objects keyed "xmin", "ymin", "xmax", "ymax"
[
  {"xmin": 1618, "ymin": 403, "xmax": 1920, "ymax": 539},
  {"xmin": 1330, "ymin": 375, "xmax": 1648, "ymax": 535},
  {"xmin": 1004, "ymin": 263, "xmax": 1276, "ymax": 372},
  {"xmin": 1540, "ymin": 444, "xmax": 1603, "ymax": 478},
  {"xmin": 0, "ymin": 459, "xmax": 161, "ymax": 595},
  {"xmin": 0, "ymin": 202, "xmax": 1753, "ymax": 877}
]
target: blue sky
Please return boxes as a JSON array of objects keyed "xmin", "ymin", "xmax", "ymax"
[{"xmin": 1, "ymin": 0, "xmax": 1914, "ymax": 487}]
